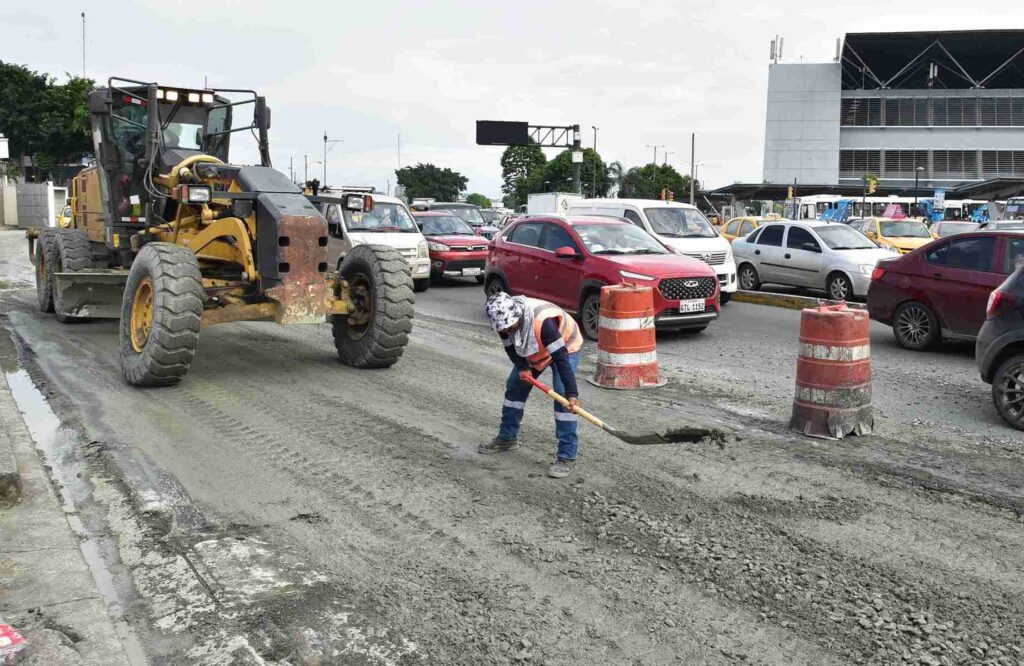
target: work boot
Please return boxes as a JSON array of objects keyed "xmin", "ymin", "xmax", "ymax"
[
  {"xmin": 547, "ymin": 458, "xmax": 576, "ymax": 478},
  {"xmin": 478, "ymin": 437, "xmax": 520, "ymax": 454}
]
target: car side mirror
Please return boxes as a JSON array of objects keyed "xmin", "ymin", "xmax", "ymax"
[
  {"xmin": 802, "ymin": 242, "xmax": 821, "ymax": 253},
  {"xmin": 555, "ymin": 246, "xmax": 580, "ymax": 259}
]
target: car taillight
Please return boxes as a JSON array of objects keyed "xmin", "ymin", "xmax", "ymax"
[
  {"xmin": 871, "ymin": 267, "xmax": 886, "ymax": 281},
  {"xmin": 987, "ymin": 290, "xmax": 1015, "ymax": 319}
]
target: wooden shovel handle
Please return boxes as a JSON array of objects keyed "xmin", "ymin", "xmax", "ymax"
[{"xmin": 523, "ymin": 375, "xmax": 606, "ymax": 429}]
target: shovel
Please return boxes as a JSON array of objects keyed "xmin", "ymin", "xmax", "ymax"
[{"xmin": 523, "ymin": 375, "xmax": 725, "ymax": 447}]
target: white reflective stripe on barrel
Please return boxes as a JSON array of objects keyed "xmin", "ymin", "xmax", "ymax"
[
  {"xmin": 599, "ymin": 315, "xmax": 655, "ymax": 331},
  {"xmin": 799, "ymin": 343, "xmax": 870, "ymax": 361},
  {"xmin": 597, "ymin": 350, "xmax": 658, "ymax": 365}
]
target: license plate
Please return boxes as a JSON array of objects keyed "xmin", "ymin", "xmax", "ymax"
[
  {"xmin": 679, "ymin": 299, "xmax": 705, "ymax": 313},
  {"xmin": 462, "ymin": 267, "xmax": 482, "ymax": 276}
]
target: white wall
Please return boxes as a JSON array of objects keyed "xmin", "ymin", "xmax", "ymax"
[{"xmin": 763, "ymin": 63, "xmax": 842, "ymax": 185}]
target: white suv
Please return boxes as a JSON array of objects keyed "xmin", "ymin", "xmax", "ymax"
[{"xmin": 568, "ymin": 199, "xmax": 737, "ymax": 302}]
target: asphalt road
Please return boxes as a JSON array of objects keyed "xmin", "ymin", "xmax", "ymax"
[
  {"xmin": 417, "ymin": 276, "xmax": 1018, "ymax": 448},
  {"xmin": 1, "ymin": 232, "xmax": 1022, "ymax": 665}
]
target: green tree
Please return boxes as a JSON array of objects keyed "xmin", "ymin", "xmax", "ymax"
[
  {"xmin": 0, "ymin": 63, "xmax": 94, "ymax": 181},
  {"xmin": 395, "ymin": 163, "xmax": 468, "ymax": 201},
  {"xmin": 466, "ymin": 193, "xmax": 491, "ymax": 208},
  {"xmin": 500, "ymin": 142, "xmax": 546, "ymax": 207},
  {"xmin": 0, "ymin": 62, "xmax": 50, "ymax": 178},
  {"xmin": 606, "ymin": 160, "xmax": 624, "ymax": 197},
  {"xmin": 620, "ymin": 163, "xmax": 697, "ymax": 200},
  {"xmin": 519, "ymin": 148, "xmax": 609, "ymax": 198},
  {"xmin": 39, "ymin": 76, "xmax": 93, "ymax": 172}
]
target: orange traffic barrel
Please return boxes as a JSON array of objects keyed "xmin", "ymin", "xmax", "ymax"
[
  {"xmin": 589, "ymin": 284, "xmax": 666, "ymax": 389},
  {"xmin": 790, "ymin": 303, "xmax": 873, "ymax": 439}
]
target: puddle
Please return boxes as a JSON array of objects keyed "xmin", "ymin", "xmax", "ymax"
[{"xmin": 0, "ymin": 336, "xmax": 149, "ymax": 666}]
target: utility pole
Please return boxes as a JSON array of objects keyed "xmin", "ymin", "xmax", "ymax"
[
  {"xmin": 304, "ymin": 154, "xmax": 308, "ymax": 184},
  {"xmin": 289, "ymin": 156, "xmax": 294, "ymax": 184},
  {"xmin": 323, "ymin": 131, "xmax": 342, "ymax": 189},
  {"xmin": 689, "ymin": 133, "xmax": 696, "ymax": 205},
  {"xmin": 81, "ymin": 13, "xmax": 86, "ymax": 78},
  {"xmin": 646, "ymin": 144, "xmax": 659, "ymax": 166},
  {"xmin": 571, "ymin": 124, "xmax": 582, "ymax": 194},
  {"xmin": 591, "ymin": 126, "xmax": 599, "ymax": 197},
  {"xmin": 663, "ymin": 150, "xmax": 674, "ymax": 166}
]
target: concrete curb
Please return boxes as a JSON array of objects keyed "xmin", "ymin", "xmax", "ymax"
[
  {"xmin": 730, "ymin": 290, "xmax": 867, "ymax": 312},
  {"xmin": 0, "ymin": 370, "xmax": 23, "ymax": 503}
]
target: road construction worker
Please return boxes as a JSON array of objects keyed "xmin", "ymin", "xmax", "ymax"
[{"xmin": 482, "ymin": 292, "xmax": 584, "ymax": 478}]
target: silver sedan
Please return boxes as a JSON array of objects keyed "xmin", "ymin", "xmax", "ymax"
[{"xmin": 731, "ymin": 220, "xmax": 896, "ymax": 300}]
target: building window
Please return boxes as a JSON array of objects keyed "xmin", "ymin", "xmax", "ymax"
[
  {"xmin": 841, "ymin": 95, "xmax": 1024, "ymax": 127},
  {"xmin": 839, "ymin": 150, "xmax": 881, "ymax": 178}
]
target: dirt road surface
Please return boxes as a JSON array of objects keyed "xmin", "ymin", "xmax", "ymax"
[{"xmin": 0, "ymin": 230, "xmax": 1021, "ymax": 665}]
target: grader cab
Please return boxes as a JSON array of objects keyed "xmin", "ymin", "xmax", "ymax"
[{"xmin": 31, "ymin": 77, "xmax": 413, "ymax": 386}]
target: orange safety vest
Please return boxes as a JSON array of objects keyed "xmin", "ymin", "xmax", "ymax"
[{"xmin": 525, "ymin": 299, "xmax": 584, "ymax": 371}]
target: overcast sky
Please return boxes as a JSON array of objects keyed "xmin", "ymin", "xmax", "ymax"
[{"xmin": 1, "ymin": 2, "xmax": 1015, "ymax": 198}]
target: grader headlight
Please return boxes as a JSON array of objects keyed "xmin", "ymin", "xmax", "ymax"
[{"xmin": 175, "ymin": 184, "xmax": 212, "ymax": 204}]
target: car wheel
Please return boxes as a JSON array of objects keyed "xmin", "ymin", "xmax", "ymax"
[
  {"xmin": 484, "ymin": 276, "xmax": 508, "ymax": 298},
  {"xmin": 738, "ymin": 264, "xmax": 760, "ymax": 291},
  {"xmin": 827, "ymin": 272, "xmax": 853, "ymax": 301},
  {"xmin": 992, "ymin": 354, "xmax": 1024, "ymax": 431},
  {"xmin": 475, "ymin": 275, "xmax": 485, "ymax": 284},
  {"xmin": 580, "ymin": 292, "xmax": 601, "ymax": 340},
  {"xmin": 892, "ymin": 301, "xmax": 939, "ymax": 351},
  {"xmin": 719, "ymin": 292, "xmax": 731, "ymax": 305},
  {"xmin": 413, "ymin": 279, "xmax": 430, "ymax": 293}
]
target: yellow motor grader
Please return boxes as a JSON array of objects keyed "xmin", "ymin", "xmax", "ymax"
[{"xmin": 30, "ymin": 77, "xmax": 413, "ymax": 386}]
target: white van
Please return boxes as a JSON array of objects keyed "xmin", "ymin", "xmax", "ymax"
[
  {"xmin": 567, "ymin": 199, "xmax": 737, "ymax": 301},
  {"xmin": 316, "ymin": 192, "xmax": 432, "ymax": 292}
]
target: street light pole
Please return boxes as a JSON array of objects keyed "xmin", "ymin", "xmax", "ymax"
[
  {"xmin": 323, "ymin": 131, "xmax": 342, "ymax": 189},
  {"xmin": 592, "ymin": 126, "xmax": 599, "ymax": 197},
  {"xmin": 689, "ymin": 133, "xmax": 696, "ymax": 205}
]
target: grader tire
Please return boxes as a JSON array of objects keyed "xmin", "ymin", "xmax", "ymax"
[
  {"xmin": 333, "ymin": 244, "xmax": 414, "ymax": 369},
  {"xmin": 119, "ymin": 243, "xmax": 203, "ymax": 387},
  {"xmin": 53, "ymin": 229, "xmax": 94, "ymax": 323},
  {"xmin": 35, "ymin": 229, "xmax": 56, "ymax": 313}
]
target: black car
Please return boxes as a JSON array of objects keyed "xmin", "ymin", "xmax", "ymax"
[{"xmin": 976, "ymin": 266, "xmax": 1024, "ymax": 429}]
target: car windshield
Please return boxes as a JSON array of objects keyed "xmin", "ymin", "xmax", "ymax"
[
  {"xmin": 481, "ymin": 210, "xmax": 500, "ymax": 223},
  {"xmin": 418, "ymin": 214, "xmax": 476, "ymax": 236},
  {"xmin": 643, "ymin": 207, "xmax": 717, "ymax": 238},
  {"xmin": 936, "ymin": 222, "xmax": 979, "ymax": 237},
  {"xmin": 879, "ymin": 220, "xmax": 930, "ymax": 238},
  {"xmin": 815, "ymin": 225, "xmax": 879, "ymax": 250},
  {"xmin": 573, "ymin": 223, "xmax": 669, "ymax": 254},
  {"xmin": 343, "ymin": 203, "xmax": 418, "ymax": 232},
  {"xmin": 436, "ymin": 205, "xmax": 485, "ymax": 226}
]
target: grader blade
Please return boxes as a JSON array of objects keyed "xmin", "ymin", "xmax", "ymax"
[{"xmin": 54, "ymin": 271, "xmax": 129, "ymax": 319}]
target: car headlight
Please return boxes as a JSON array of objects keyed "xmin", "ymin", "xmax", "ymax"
[
  {"xmin": 858, "ymin": 264, "xmax": 875, "ymax": 275},
  {"xmin": 417, "ymin": 241, "xmax": 429, "ymax": 259},
  {"xmin": 427, "ymin": 241, "xmax": 450, "ymax": 252},
  {"xmin": 620, "ymin": 270, "xmax": 656, "ymax": 281}
]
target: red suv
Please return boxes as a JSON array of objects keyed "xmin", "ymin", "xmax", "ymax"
[
  {"xmin": 414, "ymin": 211, "xmax": 491, "ymax": 284},
  {"xmin": 867, "ymin": 231, "xmax": 1024, "ymax": 350},
  {"xmin": 485, "ymin": 215, "xmax": 719, "ymax": 338}
]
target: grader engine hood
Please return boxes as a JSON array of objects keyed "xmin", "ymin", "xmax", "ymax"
[{"xmin": 237, "ymin": 167, "xmax": 329, "ymax": 324}]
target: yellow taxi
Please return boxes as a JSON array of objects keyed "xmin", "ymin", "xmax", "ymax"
[
  {"xmin": 849, "ymin": 217, "xmax": 933, "ymax": 254},
  {"xmin": 720, "ymin": 214, "xmax": 782, "ymax": 242},
  {"xmin": 56, "ymin": 202, "xmax": 73, "ymax": 228}
]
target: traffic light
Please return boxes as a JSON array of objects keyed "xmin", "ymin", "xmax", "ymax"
[
  {"xmin": 787, "ymin": 186, "xmax": 794, "ymax": 199},
  {"xmin": 868, "ymin": 178, "xmax": 877, "ymax": 194},
  {"xmin": 667, "ymin": 190, "xmax": 674, "ymax": 202},
  {"xmin": 660, "ymin": 187, "xmax": 667, "ymax": 200}
]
